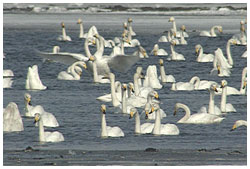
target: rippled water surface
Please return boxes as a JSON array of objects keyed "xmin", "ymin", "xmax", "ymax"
[{"xmin": 3, "ymin": 13, "xmax": 247, "ymax": 156}]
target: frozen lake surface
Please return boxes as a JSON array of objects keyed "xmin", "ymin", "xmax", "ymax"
[{"xmin": 3, "ymin": 9, "xmax": 247, "ymax": 165}]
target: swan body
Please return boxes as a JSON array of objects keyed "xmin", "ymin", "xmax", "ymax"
[
  {"xmin": 241, "ymin": 51, "xmax": 247, "ymax": 58},
  {"xmin": 167, "ymin": 39, "xmax": 185, "ymax": 61},
  {"xmin": 231, "ymin": 120, "xmax": 247, "ymax": 130},
  {"xmin": 129, "ymin": 107, "xmax": 154, "ymax": 134},
  {"xmin": 220, "ymin": 80, "xmax": 236, "ymax": 113},
  {"xmin": 34, "ymin": 113, "xmax": 64, "ymax": 142},
  {"xmin": 168, "ymin": 17, "xmax": 189, "ymax": 38},
  {"xmin": 57, "ymin": 61, "xmax": 87, "ymax": 80},
  {"xmin": 57, "ymin": 22, "xmax": 72, "ymax": 41},
  {"xmin": 101, "ymin": 105, "xmax": 124, "ymax": 138},
  {"xmin": 188, "ymin": 76, "xmax": 217, "ymax": 90},
  {"xmin": 158, "ymin": 59, "xmax": 175, "ymax": 83},
  {"xmin": 171, "ymin": 76, "xmax": 201, "ymax": 91},
  {"xmin": 143, "ymin": 65, "xmax": 162, "ymax": 89},
  {"xmin": 231, "ymin": 20, "xmax": 247, "ymax": 46},
  {"xmin": 24, "ymin": 93, "xmax": 59, "ymax": 127},
  {"xmin": 200, "ymin": 25, "xmax": 223, "ymax": 37},
  {"xmin": 3, "ymin": 77, "xmax": 13, "ymax": 88},
  {"xmin": 158, "ymin": 35, "xmax": 168, "ymax": 42},
  {"xmin": 174, "ymin": 103, "xmax": 224, "ymax": 124},
  {"xmin": 150, "ymin": 44, "xmax": 168, "ymax": 56},
  {"xmin": 3, "ymin": 102, "xmax": 24, "ymax": 132},
  {"xmin": 3, "ymin": 69, "xmax": 14, "ymax": 77},
  {"xmin": 25, "ymin": 65, "xmax": 47, "ymax": 90},
  {"xmin": 150, "ymin": 104, "xmax": 179, "ymax": 135},
  {"xmin": 195, "ymin": 44, "xmax": 214, "ymax": 62}
]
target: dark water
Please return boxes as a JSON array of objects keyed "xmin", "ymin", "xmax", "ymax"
[{"xmin": 3, "ymin": 13, "xmax": 247, "ymax": 164}]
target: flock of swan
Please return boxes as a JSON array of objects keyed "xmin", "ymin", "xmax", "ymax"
[{"xmin": 3, "ymin": 16, "xmax": 247, "ymax": 143}]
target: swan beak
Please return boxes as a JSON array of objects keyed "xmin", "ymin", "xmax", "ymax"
[
  {"xmin": 154, "ymin": 93, "xmax": 159, "ymax": 99},
  {"xmin": 33, "ymin": 115, "xmax": 39, "ymax": 124},
  {"xmin": 243, "ymin": 81, "xmax": 247, "ymax": 89},
  {"xmin": 150, "ymin": 107, "xmax": 154, "ymax": 114},
  {"xmin": 195, "ymin": 48, "xmax": 199, "ymax": 55},
  {"xmin": 83, "ymin": 64, "xmax": 87, "ymax": 70},
  {"xmin": 92, "ymin": 39, "xmax": 96, "ymax": 45},
  {"xmin": 123, "ymin": 84, "xmax": 127, "ymax": 90},
  {"xmin": 89, "ymin": 55, "xmax": 95, "ymax": 61},
  {"xmin": 219, "ymin": 28, "xmax": 223, "ymax": 33},
  {"xmin": 101, "ymin": 105, "xmax": 106, "ymax": 114},
  {"xmin": 61, "ymin": 22, "xmax": 65, "ymax": 28},
  {"xmin": 94, "ymin": 34, "xmax": 99, "ymax": 38},
  {"xmin": 27, "ymin": 98, "xmax": 32, "ymax": 105},
  {"xmin": 217, "ymin": 66, "xmax": 221, "ymax": 74},
  {"xmin": 214, "ymin": 86, "xmax": 218, "ymax": 92},
  {"xmin": 129, "ymin": 111, "xmax": 133, "ymax": 119},
  {"xmin": 153, "ymin": 50, "xmax": 157, "ymax": 56},
  {"xmin": 145, "ymin": 111, "xmax": 149, "ymax": 119},
  {"xmin": 220, "ymin": 82, "xmax": 225, "ymax": 88},
  {"xmin": 173, "ymin": 110, "xmax": 177, "ymax": 116},
  {"xmin": 231, "ymin": 124, "xmax": 237, "ymax": 131},
  {"xmin": 232, "ymin": 40, "xmax": 237, "ymax": 45}
]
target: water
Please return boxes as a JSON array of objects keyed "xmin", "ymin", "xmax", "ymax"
[{"xmin": 3, "ymin": 11, "xmax": 247, "ymax": 164}]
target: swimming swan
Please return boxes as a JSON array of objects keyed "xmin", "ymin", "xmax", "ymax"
[
  {"xmin": 150, "ymin": 104, "xmax": 179, "ymax": 135},
  {"xmin": 150, "ymin": 44, "xmax": 168, "ymax": 56},
  {"xmin": 158, "ymin": 59, "xmax": 175, "ymax": 83},
  {"xmin": 3, "ymin": 77, "xmax": 13, "ymax": 88},
  {"xmin": 200, "ymin": 25, "xmax": 223, "ymax": 37},
  {"xmin": 174, "ymin": 103, "xmax": 224, "ymax": 124},
  {"xmin": 231, "ymin": 120, "xmax": 247, "ymax": 131},
  {"xmin": 57, "ymin": 61, "xmax": 87, "ymax": 80},
  {"xmin": 24, "ymin": 93, "xmax": 59, "ymax": 127},
  {"xmin": 171, "ymin": 76, "xmax": 200, "ymax": 91},
  {"xmin": 25, "ymin": 65, "xmax": 47, "ymax": 90},
  {"xmin": 3, "ymin": 102, "xmax": 24, "ymax": 132},
  {"xmin": 220, "ymin": 80, "xmax": 236, "ymax": 113},
  {"xmin": 57, "ymin": 22, "xmax": 72, "ymax": 41},
  {"xmin": 34, "ymin": 113, "xmax": 64, "ymax": 142},
  {"xmin": 167, "ymin": 39, "xmax": 185, "ymax": 61},
  {"xmin": 168, "ymin": 17, "xmax": 189, "ymax": 37},
  {"xmin": 100, "ymin": 104, "xmax": 125, "ymax": 138},
  {"xmin": 144, "ymin": 102, "xmax": 166, "ymax": 120},
  {"xmin": 3, "ymin": 69, "xmax": 14, "ymax": 77},
  {"xmin": 143, "ymin": 65, "xmax": 163, "ymax": 89},
  {"xmin": 210, "ymin": 50, "xmax": 231, "ymax": 77},
  {"xmin": 77, "ymin": 18, "xmax": 88, "ymax": 39},
  {"xmin": 231, "ymin": 20, "xmax": 247, "ymax": 46},
  {"xmin": 96, "ymin": 81, "xmax": 122, "ymax": 102},
  {"xmin": 195, "ymin": 44, "xmax": 214, "ymax": 62},
  {"xmin": 127, "ymin": 18, "xmax": 136, "ymax": 36},
  {"xmin": 180, "ymin": 25, "xmax": 188, "ymax": 45},
  {"xmin": 129, "ymin": 107, "xmax": 154, "ymax": 134}
]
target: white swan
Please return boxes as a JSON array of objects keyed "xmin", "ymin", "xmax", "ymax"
[
  {"xmin": 167, "ymin": 39, "xmax": 185, "ymax": 61},
  {"xmin": 57, "ymin": 61, "xmax": 87, "ymax": 80},
  {"xmin": 96, "ymin": 81, "xmax": 122, "ymax": 102},
  {"xmin": 171, "ymin": 76, "xmax": 200, "ymax": 91},
  {"xmin": 3, "ymin": 69, "xmax": 14, "ymax": 77},
  {"xmin": 133, "ymin": 72, "xmax": 153, "ymax": 99},
  {"xmin": 158, "ymin": 59, "xmax": 175, "ymax": 83},
  {"xmin": 199, "ymin": 25, "xmax": 223, "ymax": 37},
  {"xmin": 174, "ymin": 103, "xmax": 224, "ymax": 124},
  {"xmin": 120, "ymin": 84, "xmax": 134, "ymax": 114},
  {"xmin": 144, "ymin": 102, "xmax": 166, "ymax": 120},
  {"xmin": 231, "ymin": 120, "xmax": 247, "ymax": 131},
  {"xmin": 150, "ymin": 44, "xmax": 168, "ymax": 56},
  {"xmin": 129, "ymin": 107, "xmax": 154, "ymax": 134},
  {"xmin": 100, "ymin": 104, "xmax": 124, "ymax": 138},
  {"xmin": 3, "ymin": 102, "xmax": 24, "ymax": 132},
  {"xmin": 195, "ymin": 44, "xmax": 214, "ymax": 62},
  {"xmin": 3, "ymin": 77, "xmax": 13, "ymax": 88},
  {"xmin": 123, "ymin": 25, "xmax": 140, "ymax": 47},
  {"xmin": 150, "ymin": 104, "xmax": 179, "ymax": 135},
  {"xmin": 220, "ymin": 80, "xmax": 236, "ymax": 113},
  {"xmin": 180, "ymin": 25, "xmax": 187, "ymax": 45},
  {"xmin": 57, "ymin": 22, "xmax": 72, "ymax": 41},
  {"xmin": 34, "ymin": 113, "xmax": 64, "ymax": 142},
  {"xmin": 232, "ymin": 20, "xmax": 247, "ymax": 46},
  {"xmin": 168, "ymin": 17, "xmax": 189, "ymax": 37},
  {"xmin": 189, "ymin": 76, "xmax": 217, "ymax": 90},
  {"xmin": 143, "ymin": 65, "xmax": 163, "ymax": 89},
  {"xmin": 127, "ymin": 18, "xmax": 136, "ymax": 36},
  {"xmin": 241, "ymin": 50, "xmax": 247, "ymax": 58},
  {"xmin": 24, "ymin": 93, "xmax": 59, "ymax": 127},
  {"xmin": 25, "ymin": 65, "xmax": 47, "ymax": 90},
  {"xmin": 158, "ymin": 35, "xmax": 168, "ymax": 42},
  {"xmin": 77, "ymin": 18, "xmax": 88, "ymax": 39}
]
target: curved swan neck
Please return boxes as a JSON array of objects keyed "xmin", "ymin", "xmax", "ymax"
[
  {"xmin": 70, "ymin": 63, "xmax": 80, "ymax": 80},
  {"xmin": 189, "ymin": 76, "xmax": 200, "ymax": 89},
  {"xmin": 172, "ymin": 20, "xmax": 177, "ymax": 32},
  {"xmin": 210, "ymin": 26, "xmax": 219, "ymax": 37},
  {"xmin": 208, "ymin": 90, "xmax": 215, "ymax": 114},
  {"xmin": 153, "ymin": 109, "xmax": 161, "ymax": 135},
  {"xmin": 220, "ymin": 86, "xmax": 227, "ymax": 112},
  {"xmin": 198, "ymin": 46, "xmax": 204, "ymax": 58},
  {"xmin": 38, "ymin": 118, "xmax": 45, "ymax": 142},
  {"xmin": 226, "ymin": 40, "xmax": 233, "ymax": 66},
  {"xmin": 101, "ymin": 113, "xmax": 108, "ymax": 137},
  {"xmin": 85, "ymin": 38, "xmax": 92, "ymax": 58},
  {"xmin": 176, "ymin": 103, "xmax": 191, "ymax": 122},
  {"xmin": 95, "ymin": 36, "xmax": 105, "ymax": 59},
  {"xmin": 134, "ymin": 111, "xmax": 141, "ymax": 134}
]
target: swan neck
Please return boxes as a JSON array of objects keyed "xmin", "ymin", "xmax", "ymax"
[
  {"xmin": 92, "ymin": 61, "xmax": 99, "ymax": 83},
  {"xmin": 160, "ymin": 65, "xmax": 166, "ymax": 81},
  {"xmin": 121, "ymin": 40, "xmax": 125, "ymax": 55},
  {"xmin": 208, "ymin": 90, "xmax": 215, "ymax": 114},
  {"xmin": 210, "ymin": 26, "xmax": 216, "ymax": 36},
  {"xmin": 110, "ymin": 76, "xmax": 120, "ymax": 107},
  {"xmin": 84, "ymin": 38, "xmax": 92, "ymax": 58},
  {"xmin": 62, "ymin": 27, "xmax": 67, "ymax": 39},
  {"xmin": 153, "ymin": 109, "xmax": 161, "ymax": 135},
  {"xmin": 38, "ymin": 118, "xmax": 45, "ymax": 142},
  {"xmin": 122, "ymin": 88, "xmax": 127, "ymax": 114},
  {"xmin": 240, "ymin": 68, "xmax": 247, "ymax": 94},
  {"xmin": 220, "ymin": 86, "xmax": 227, "ymax": 112},
  {"xmin": 226, "ymin": 41, "xmax": 233, "ymax": 66},
  {"xmin": 172, "ymin": 21, "xmax": 177, "ymax": 32},
  {"xmin": 95, "ymin": 36, "xmax": 105, "ymax": 58},
  {"xmin": 189, "ymin": 76, "xmax": 200, "ymax": 89},
  {"xmin": 170, "ymin": 44, "xmax": 175, "ymax": 59},
  {"xmin": 101, "ymin": 114, "xmax": 108, "ymax": 137},
  {"xmin": 177, "ymin": 104, "xmax": 191, "ymax": 122},
  {"xmin": 133, "ymin": 74, "xmax": 140, "ymax": 96},
  {"xmin": 79, "ymin": 23, "xmax": 84, "ymax": 37},
  {"xmin": 135, "ymin": 112, "xmax": 141, "ymax": 134},
  {"xmin": 70, "ymin": 62, "xmax": 80, "ymax": 80}
]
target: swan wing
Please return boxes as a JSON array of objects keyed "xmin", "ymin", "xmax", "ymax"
[
  {"xmin": 161, "ymin": 124, "xmax": 179, "ymax": 135},
  {"xmin": 107, "ymin": 126, "xmax": 124, "ymax": 137},
  {"xmin": 41, "ymin": 112, "xmax": 59, "ymax": 127},
  {"xmin": 140, "ymin": 123, "xmax": 154, "ymax": 134},
  {"xmin": 45, "ymin": 131, "xmax": 64, "ymax": 142},
  {"xmin": 107, "ymin": 54, "xmax": 141, "ymax": 73}
]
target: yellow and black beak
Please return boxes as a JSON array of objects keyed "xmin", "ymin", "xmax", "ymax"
[
  {"xmin": 154, "ymin": 93, "xmax": 159, "ymax": 100},
  {"xmin": 89, "ymin": 55, "xmax": 95, "ymax": 61},
  {"xmin": 129, "ymin": 111, "xmax": 134, "ymax": 119},
  {"xmin": 153, "ymin": 50, "xmax": 157, "ymax": 56},
  {"xmin": 217, "ymin": 65, "xmax": 221, "ymax": 75},
  {"xmin": 195, "ymin": 47, "xmax": 199, "ymax": 56},
  {"xmin": 61, "ymin": 22, "xmax": 65, "ymax": 28},
  {"xmin": 220, "ymin": 82, "xmax": 225, "ymax": 88},
  {"xmin": 230, "ymin": 124, "xmax": 237, "ymax": 131},
  {"xmin": 214, "ymin": 86, "xmax": 218, "ymax": 92},
  {"xmin": 33, "ymin": 115, "xmax": 39, "ymax": 124},
  {"xmin": 27, "ymin": 97, "xmax": 32, "ymax": 105},
  {"xmin": 173, "ymin": 108, "xmax": 177, "ymax": 116},
  {"xmin": 242, "ymin": 80, "xmax": 247, "ymax": 89},
  {"xmin": 83, "ymin": 63, "xmax": 87, "ymax": 70},
  {"xmin": 145, "ymin": 111, "xmax": 149, "ymax": 119}
]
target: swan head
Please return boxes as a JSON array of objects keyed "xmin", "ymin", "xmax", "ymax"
[
  {"xmin": 34, "ymin": 113, "xmax": 41, "ymax": 124},
  {"xmin": 170, "ymin": 39, "xmax": 177, "ymax": 46},
  {"xmin": 240, "ymin": 20, "xmax": 245, "ymax": 25},
  {"xmin": 139, "ymin": 46, "xmax": 147, "ymax": 57},
  {"xmin": 220, "ymin": 80, "xmax": 228, "ymax": 88},
  {"xmin": 128, "ymin": 18, "xmax": 133, "ymax": 23},
  {"xmin": 61, "ymin": 22, "xmax": 65, "ymax": 28},
  {"xmin": 159, "ymin": 59, "xmax": 164, "ymax": 66},
  {"xmin": 229, "ymin": 39, "xmax": 237, "ymax": 45},
  {"xmin": 218, "ymin": 26, "xmax": 223, "ymax": 33},
  {"xmin": 144, "ymin": 103, "xmax": 154, "ymax": 119},
  {"xmin": 168, "ymin": 17, "xmax": 175, "ymax": 22},
  {"xmin": 77, "ymin": 18, "xmax": 82, "ymax": 24},
  {"xmin": 210, "ymin": 83, "xmax": 218, "ymax": 93},
  {"xmin": 180, "ymin": 25, "xmax": 186, "ymax": 31},
  {"xmin": 242, "ymin": 78, "xmax": 247, "ymax": 89},
  {"xmin": 24, "ymin": 93, "xmax": 32, "ymax": 105},
  {"xmin": 123, "ymin": 22, "xmax": 128, "ymax": 29},
  {"xmin": 129, "ymin": 107, "xmax": 137, "ymax": 119},
  {"xmin": 195, "ymin": 44, "xmax": 201, "ymax": 55},
  {"xmin": 89, "ymin": 55, "xmax": 96, "ymax": 62},
  {"xmin": 128, "ymin": 82, "xmax": 135, "ymax": 93},
  {"xmin": 231, "ymin": 120, "xmax": 247, "ymax": 131},
  {"xmin": 122, "ymin": 83, "xmax": 127, "ymax": 91},
  {"xmin": 217, "ymin": 65, "xmax": 221, "ymax": 75},
  {"xmin": 149, "ymin": 91, "xmax": 159, "ymax": 100},
  {"xmin": 93, "ymin": 33, "xmax": 99, "ymax": 39},
  {"xmin": 101, "ymin": 104, "xmax": 106, "ymax": 114}
]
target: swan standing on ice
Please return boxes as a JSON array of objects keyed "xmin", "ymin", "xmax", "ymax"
[
  {"xmin": 57, "ymin": 22, "xmax": 72, "ymax": 41},
  {"xmin": 158, "ymin": 59, "xmax": 175, "ymax": 83},
  {"xmin": 199, "ymin": 25, "xmax": 223, "ymax": 37},
  {"xmin": 25, "ymin": 65, "xmax": 47, "ymax": 90},
  {"xmin": 231, "ymin": 120, "xmax": 247, "ymax": 131},
  {"xmin": 168, "ymin": 17, "xmax": 189, "ymax": 38},
  {"xmin": 24, "ymin": 93, "xmax": 59, "ymax": 127},
  {"xmin": 195, "ymin": 44, "xmax": 214, "ymax": 62},
  {"xmin": 129, "ymin": 107, "xmax": 154, "ymax": 134},
  {"xmin": 77, "ymin": 18, "xmax": 87, "ymax": 39},
  {"xmin": 150, "ymin": 104, "xmax": 179, "ymax": 136},
  {"xmin": 100, "ymin": 104, "xmax": 125, "ymax": 138},
  {"xmin": 174, "ymin": 103, "xmax": 224, "ymax": 124},
  {"xmin": 57, "ymin": 61, "xmax": 87, "ymax": 80},
  {"xmin": 34, "ymin": 113, "xmax": 64, "ymax": 142},
  {"xmin": 3, "ymin": 102, "xmax": 24, "ymax": 132},
  {"xmin": 220, "ymin": 80, "xmax": 236, "ymax": 113},
  {"xmin": 167, "ymin": 39, "xmax": 185, "ymax": 61},
  {"xmin": 150, "ymin": 44, "xmax": 168, "ymax": 56}
]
